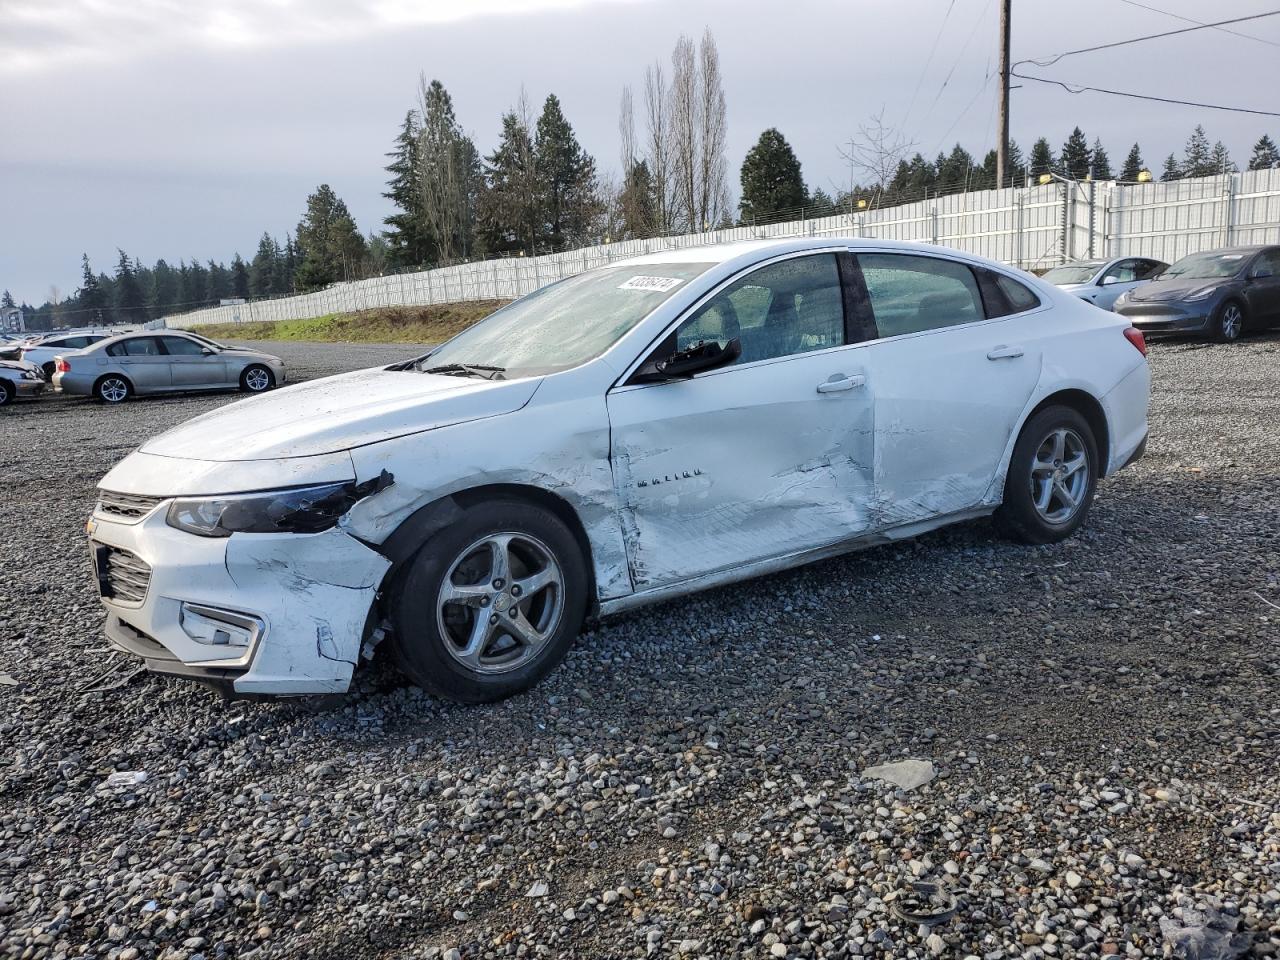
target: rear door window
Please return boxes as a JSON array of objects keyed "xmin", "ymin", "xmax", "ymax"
[
  {"xmin": 109, "ymin": 337, "xmax": 162, "ymax": 357},
  {"xmin": 857, "ymin": 253, "xmax": 986, "ymax": 337}
]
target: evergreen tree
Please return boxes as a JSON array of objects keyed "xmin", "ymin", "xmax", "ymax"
[
  {"xmin": 1183, "ymin": 125, "xmax": 1213, "ymax": 177},
  {"xmin": 249, "ymin": 234, "xmax": 278, "ymax": 297},
  {"xmin": 231, "ymin": 254, "xmax": 250, "ymax": 298},
  {"xmin": 1059, "ymin": 127, "xmax": 1091, "ymax": 180},
  {"xmin": 1029, "ymin": 138, "xmax": 1055, "ymax": 179},
  {"xmin": 281, "ymin": 238, "xmax": 297, "ymax": 295},
  {"xmin": 936, "ymin": 144, "xmax": 976, "ymax": 194},
  {"xmin": 417, "ymin": 79, "xmax": 483, "ymax": 263},
  {"xmin": 887, "ymin": 152, "xmax": 938, "ymax": 200},
  {"xmin": 1161, "ymin": 153, "xmax": 1182, "ymax": 182},
  {"xmin": 295, "ymin": 184, "xmax": 368, "ymax": 290},
  {"xmin": 480, "ymin": 111, "xmax": 541, "ymax": 255},
  {"xmin": 207, "ymin": 260, "xmax": 232, "ymax": 302},
  {"xmin": 1248, "ymin": 134, "xmax": 1280, "ymax": 170},
  {"xmin": 806, "ymin": 187, "xmax": 840, "ymax": 217},
  {"xmin": 1, "ymin": 290, "xmax": 13, "ymax": 309},
  {"xmin": 619, "ymin": 158, "xmax": 658, "ymax": 238},
  {"xmin": 535, "ymin": 94, "xmax": 601, "ymax": 250},
  {"xmin": 1210, "ymin": 141, "xmax": 1234, "ymax": 174},
  {"xmin": 78, "ymin": 254, "xmax": 109, "ymax": 325},
  {"xmin": 382, "ymin": 110, "xmax": 432, "ymax": 267},
  {"xmin": 182, "ymin": 259, "xmax": 209, "ymax": 308},
  {"xmin": 111, "ymin": 250, "xmax": 146, "ymax": 324},
  {"xmin": 738, "ymin": 128, "xmax": 807, "ymax": 223},
  {"xmin": 1120, "ymin": 143, "xmax": 1145, "ymax": 181},
  {"xmin": 1090, "ymin": 138, "xmax": 1113, "ymax": 180},
  {"xmin": 149, "ymin": 259, "xmax": 178, "ymax": 316}
]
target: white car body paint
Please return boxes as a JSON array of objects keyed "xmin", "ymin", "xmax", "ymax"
[{"xmin": 90, "ymin": 238, "xmax": 1149, "ymax": 696}]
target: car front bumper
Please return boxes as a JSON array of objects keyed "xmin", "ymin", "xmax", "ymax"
[
  {"xmin": 15, "ymin": 379, "xmax": 45, "ymax": 398},
  {"xmin": 87, "ymin": 504, "xmax": 390, "ymax": 696},
  {"xmin": 1116, "ymin": 303, "xmax": 1214, "ymax": 336}
]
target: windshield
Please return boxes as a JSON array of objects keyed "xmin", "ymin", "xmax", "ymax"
[
  {"xmin": 186, "ymin": 332, "xmax": 226, "ymax": 349},
  {"xmin": 420, "ymin": 262, "xmax": 715, "ymax": 377},
  {"xmin": 1156, "ymin": 252, "xmax": 1249, "ymax": 280},
  {"xmin": 1042, "ymin": 264, "xmax": 1102, "ymax": 285}
]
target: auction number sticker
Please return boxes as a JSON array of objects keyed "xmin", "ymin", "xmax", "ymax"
[{"xmin": 619, "ymin": 275, "xmax": 685, "ymax": 292}]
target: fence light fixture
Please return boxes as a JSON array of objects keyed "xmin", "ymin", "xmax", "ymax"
[
  {"xmin": 1137, "ymin": 169, "xmax": 1153, "ymax": 183},
  {"xmin": 857, "ymin": 199, "xmax": 868, "ymax": 210},
  {"xmin": 1038, "ymin": 173, "xmax": 1054, "ymax": 185}
]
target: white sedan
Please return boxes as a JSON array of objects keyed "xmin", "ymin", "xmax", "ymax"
[{"xmin": 88, "ymin": 239, "xmax": 1150, "ymax": 702}]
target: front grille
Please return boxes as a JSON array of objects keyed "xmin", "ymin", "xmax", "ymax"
[
  {"xmin": 97, "ymin": 490, "xmax": 165, "ymax": 523},
  {"xmin": 94, "ymin": 544, "xmax": 153, "ymax": 605}
]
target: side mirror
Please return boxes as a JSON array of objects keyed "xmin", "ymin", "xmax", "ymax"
[
  {"xmin": 635, "ymin": 338, "xmax": 742, "ymax": 382},
  {"xmin": 1251, "ymin": 267, "xmax": 1275, "ymax": 280},
  {"xmin": 201, "ymin": 347, "xmax": 216, "ymax": 355},
  {"xmin": 1100, "ymin": 275, "xmax": 1120, "ymax": 285}
]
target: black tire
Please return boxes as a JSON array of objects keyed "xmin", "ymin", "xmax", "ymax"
[
  {"xmin": 994, "ymin": 405, "xmax": 1099, "ymax": 545},
  {"xmin": 41, "ymin": 361, "xmax": 55, "ymax": 381},
  {"xmin": 94, "ymin": 374, "xmax": 132, "ymax": 404},
  {"xmin": 239, "ymin": 364, "xmax": 275, "ymax": 393},
  {"xmin": 1212, "ymin": 299, "xmax": 1245, "ymax": 343},
  {"xmin": 390, "ymin": 498, "xmax": 588, "ymax": 703},
  {"xmin": 0, "ymin": 380, "xmax": 14, "ymax": 406}
]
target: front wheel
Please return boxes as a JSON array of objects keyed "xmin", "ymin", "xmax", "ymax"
[
  {"xmin": 240, "ymin": 364, "xmax": 275, "ymax": 393},
  {"xmin": 0, "ymin": 380, "xmax": 14, "ymax": 406},
  {"xmin": 390, "ymin": 499, "xmax": 588, "ymax": 703},
  {"xmin": 1213, "ymin": 300, "xmax": 1245, "ymax": 342},
  {"xmin": 994, "ymin": 405, "xmax": 1099, "ymax": 545}
]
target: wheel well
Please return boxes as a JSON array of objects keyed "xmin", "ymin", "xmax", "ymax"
[
  {"xmin": 452, "ymin": 484, "xmax": 597, "ymax": 602},
  {"xmin": 1025, "ymin": 389, "xmax": 1110, "ymax": 472},
  {"xmin": 94, "ymin": 372, "xmax": 133, "ymax": 393}
]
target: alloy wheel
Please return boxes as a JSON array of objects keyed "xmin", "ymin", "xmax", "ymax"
[
  {"xmin": 100, "ymin": 378, "xmax": 129, "ymax": 403},
  {"xmin": 1221, "ymin": 304, "xmax": 1242, "ymax": 340},
  {"xmin": 435, "ymin": 532, "xmax": 565, "ymax": 675},
  {"xmin": 1029, "ymin": 427, "xmax": 1089, "ymax": 525},
  {"xmin": 244, "ymin": 367, "xmax": 271, "ymax": 391}
]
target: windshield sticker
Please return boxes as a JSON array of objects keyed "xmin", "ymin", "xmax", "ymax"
[
  {"xmin": 619, "ymin": 275, "xmax": 685, "ymax": 292},
  {"xmin": 1221, "ymin": 254, "xmax": 1244, "ymax": 260}
]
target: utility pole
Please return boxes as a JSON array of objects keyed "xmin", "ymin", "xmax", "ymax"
[{"xmin": 996, "ymin": 0, "xmax": 1012, "ymax": 189}]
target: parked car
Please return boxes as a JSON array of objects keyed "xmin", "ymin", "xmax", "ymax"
[
  {"xmin": 1115, "ymin": 245, "xmax": 1280, "ymax": 341},
  {"xmin": 1042, "ymin": 257, "xmax": 1167, "ymax": 311},
  {"xmin": 87, "ymin": 238, "xmax": 1150, "ymax": 702},
  {"xmin": 53, "ymin": 331, "xmax": 286, "ymax": 403},
  {"xmin": 0, "ymin": 358, "xmax": 46, "ymax": 405},
  {"xmin": 20, "ymin": 332, "xmax": 113, "ymax": 378}
]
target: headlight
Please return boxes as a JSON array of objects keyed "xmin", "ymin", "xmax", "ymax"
[
  {"xmin": 1113, "ymin": 291, "xmax": 1130, "ymax": 306},
  {"xmin": 1184, "ymin": 285, "xmax": 1220, "ymax": 302},
  {"xmin": 166, "ymin": 480, "xmax": 374, "ymax": 537}
]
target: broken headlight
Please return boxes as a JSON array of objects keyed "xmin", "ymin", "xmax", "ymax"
[{"xmin": 166, "ymin": 481, "xmax": 368, "ymax": 538}]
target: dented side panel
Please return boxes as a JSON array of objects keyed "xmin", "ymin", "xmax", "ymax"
[{"xmin": 606, "ymin": 347, "xmax": 875, "ymax": 588}]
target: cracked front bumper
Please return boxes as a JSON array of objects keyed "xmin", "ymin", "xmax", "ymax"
[{"xmin": 88, "ymin": 505, "xmax": 390, "ymax": 696}]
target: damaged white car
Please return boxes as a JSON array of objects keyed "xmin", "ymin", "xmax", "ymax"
[{"xmin": 88, "ymin": 239, "xmax": 1150, "ymax": 702}]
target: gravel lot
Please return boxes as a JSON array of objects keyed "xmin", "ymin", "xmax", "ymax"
[{"xmin": 1, "ymin": 335, "xmax": 1277, "ymax": 960}]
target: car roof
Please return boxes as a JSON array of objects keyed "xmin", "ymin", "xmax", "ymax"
[{"xmin": 613, "ymin": 236, "xmax": 1011, "ymax": 270}]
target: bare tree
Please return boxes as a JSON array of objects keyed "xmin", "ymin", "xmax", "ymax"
[
  {"xmin": 669, "ymin": 34, "xmax": 699, "ymax": 232},
  {"xmin": 619, "ymin": 85, "xmax": 636, "ymax": 174},
  {"xmin": 839, "ymin": 109, "xmax": 915, "ymax": 197},
  {"xmin": 696, "ymin": 28, "xmax": 729, "ymax": 229},
  {"xmin": 416, "ymin": 73, "xmax": 482, "ymax": 263},
  {"xmin": 642, "ymin": 61, "xmax": 671, "ymax": 234}
]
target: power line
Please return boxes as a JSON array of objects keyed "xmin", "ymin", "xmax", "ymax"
[
  {"xmin": 901, "ymin": 0, "xmax": 957, "ymax": 129},
  {"xmin": 1115, "ymin": 0, "xmax": 1280, "ymax": 48},
  {"xmin": 1018, "ymin": 9, "xmax": 1280, "ymax": 67},
  {"xmin": 921, "ymin": 0, "xmax": 996, "ymax": 125},
  {"xmin": 1011, "ymin": 69, "xmax": 1280, "ymax": 118}
]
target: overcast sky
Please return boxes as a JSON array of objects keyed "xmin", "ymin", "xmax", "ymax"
[{"xmin": 2, "ymin": 0, "xmax": 1277, "ymax": 304}]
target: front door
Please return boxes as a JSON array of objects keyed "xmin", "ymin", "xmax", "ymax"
[
  {"xmin": 606, "ymin": 253, "xmax": 875, "ymax": 589},
  {"xmin": 161, "ymin": 336, "xmax": 224, "ymax": 387},
  {"xmin": 854, "ymin": 252, "xmax": 1043, "ymax": 526},
  {"xmin": 1094, "ymin": 258, "xmax": 1148, "ymax": 310},
  {"xmin": 114, "ymin": 336, "xmax": 172, "ymax": 390}
]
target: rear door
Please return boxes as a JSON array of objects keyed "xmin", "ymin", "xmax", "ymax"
[
  {"xmin": 110, "ymin": 337, "xmax": 171, "ymax": 390},
  {"xmin": 161, "ymin": 335, "xmax": 225, "ymax": 387},
  {"xmin": 853, "ymin": 252, "xmax": 1044, "ymax": 527}
]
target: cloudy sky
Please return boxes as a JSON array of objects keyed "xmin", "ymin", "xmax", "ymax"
[{"xmin": 2, "ymin": 0, "xmax": 1277, "ymax": 304}]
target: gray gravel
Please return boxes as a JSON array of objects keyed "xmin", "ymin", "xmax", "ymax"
[{"xmin": 1, "ymin": 335, "xmax": 1277, "ymax": 960}]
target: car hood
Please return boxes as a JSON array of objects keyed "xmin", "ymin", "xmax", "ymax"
[
  {"xmin": 141, "ymin": 367, "xmax": 543, "ymax": 461},
  {"xmin": 1054, "ymin": 282, "xmax": 1092, "ymax": 293},
  {"xmin": 1126, "ymin": 277, "xmax": 1233, "ymax": 302}
]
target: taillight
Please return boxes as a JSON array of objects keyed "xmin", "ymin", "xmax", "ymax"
[
  {"xmin": 55, "ymin": 357, "xmax": 70, "ymax": 373},
  {"xmin": 1123, "ymin": 327, "xmax": 1147, "ymax": 357}
]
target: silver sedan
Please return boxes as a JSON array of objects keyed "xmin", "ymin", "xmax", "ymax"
[
  {"xmin": 1041, "ymin": 256, "xmax": 1167, "ymax": 311},
  {"xmin": 53, "ymin": 331, "xmax": 286, "ymax": 404}
]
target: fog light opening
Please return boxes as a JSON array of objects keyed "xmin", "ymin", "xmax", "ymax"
[{"xmin": 180, "ymin": 603, "xmax": 263, "ymax": 649}]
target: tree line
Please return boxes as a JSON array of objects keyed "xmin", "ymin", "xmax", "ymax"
[{"xmin": 14, "ymin": 23, "xmax": 1280, "ymax": 330}]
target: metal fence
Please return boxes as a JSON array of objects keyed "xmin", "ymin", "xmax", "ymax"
[{"xmin": 167, "ymin": 168, "xmax": 1280, "ymax": 328}]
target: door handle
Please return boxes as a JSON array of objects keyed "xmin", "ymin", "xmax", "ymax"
[
  {"xmin": 816, "ymin": 373, "xmax": 865, "ymax": 393},
  {"xmin": 986, "ymin": 345, "xmax": 1025, "ymax": 360}
]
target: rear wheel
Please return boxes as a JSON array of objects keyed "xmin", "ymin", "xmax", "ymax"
[
  {"xmin": 240, "ymin": 364, "xmax": 275, "ymax": 393},
  {"xmin": 994, "ymin": 405, "xmax": 1098, "ymax": 545},
  {"xmin": 390, "ymin": 499, "xmax": 588, "ymax": 703},
  {"xmin": 1213, "ymin": 300, "xmax": 1245, "ymax": 342},
  {"xmin": 95, "ymin": 375, "xmax": 132, "ymax": 404},
  {"xmin": 0, "ymin": 380, "xmax": 14, "ymax": 406}
]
